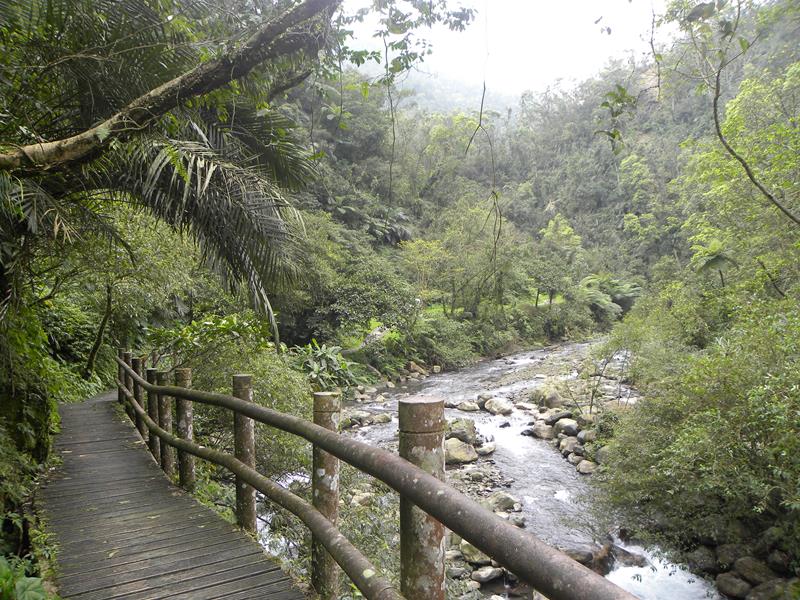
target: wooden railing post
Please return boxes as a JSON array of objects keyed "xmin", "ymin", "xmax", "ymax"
[
  {"xmin": 122, "ymin": 351, "xmax": 133, "ymax": 421},
  {"xmin": 311, "ymin": 391, "xmax": 341, "ymax": 600},
  {"xmin": 131, "ymin": 357, "xmax": 147, "ymax": 440},
  {"xmin": 117, "ymin": 348, "xmax": 125, "ymax": 405},
  {"xmin": 174, "ymin": 368, "xmax": 195, "ymax": 492},
  {"xmin": 156, "ymin": 370, "xmax": 175, "ymax": 478},
  {"xmin": 146, "ymin": 367, "xmax": 160, "ymax": 463},
  {"xmin": 232, "ymin": 374, "xmax": 257, "ymax": 533},
  {"xmin": 398, "ymin": 397, "xmax": 446, "ymax": 600}
]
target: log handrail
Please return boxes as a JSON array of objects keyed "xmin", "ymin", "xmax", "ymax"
[{"xmin": 116, "ymin": 355, "xmax": 637, "ymax": 600}]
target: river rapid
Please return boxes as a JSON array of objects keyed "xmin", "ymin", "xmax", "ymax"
[{"xmin": 346, "ymin": 341, "xmax": 722, "ymax": 600}]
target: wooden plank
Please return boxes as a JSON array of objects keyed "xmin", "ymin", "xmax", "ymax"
[{"xmin": 42, "ymin": 392, "xmax": 303, "ymax": 600}]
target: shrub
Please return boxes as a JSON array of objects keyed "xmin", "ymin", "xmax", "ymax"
[{"xmin": 595, "ymin": 298, "xmax": 800, "ymax": 562}]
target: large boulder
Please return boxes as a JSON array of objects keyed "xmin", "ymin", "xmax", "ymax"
[
  {"xmin": 487, "ymin": 491, "xmax": 520, "ymax": 512},
  {"xmin": 717, "ymin": 544, "xmax": 753, "ymax": 571},
  {"xmin": 746, "ymin": 579, "xmax": 799, "ymax": 600},
  {"xmin": 445, "ymin": 438, "xmax": 479, "ymax": 464},
  {"xmin": 577, "ymin": 429, "xmax": 596, "ymax": 444},
  {"xmin": 735, "ymin": 557, "xmax": 778, "ymax": 586},
  {"xmin": 576, "ymin": 460, "xmax": 598, "ymax": 475},
  {"xmin": 553, "ymin": 418, "xmax": 579, "ymax": 437},
  {"xmin": 687, "ymin": 545, "xmax": 718, "ymax": 574},
  {"xmin": 544, "ymin": 410, "xmax": 573, "ymax": 426},
  {"xmin": 530, "ymin": 385, "xmax": 563, "ymax": 408},
  {"xmin": 531, "ymin": 422, "xmax": 555, "ymax": 440},
  {"xmin": 559, "ymin": 436, "xmax": 579, "ymax": 455},
  {"xmin": 716, "ymin": 572, "xmax": 752, "ymax": 599},
  {"xmin": 484, "ymin": 397, "xmax": 514, "ymax": 415},
  {"xmin": 460, "ymin": 539, "xmax": 491, "ymax": 565},
  {"xmin": 447, "ymin": 419, "xmax": 478, "ymax": 445},
  {"xmin": 457, "ymin": 401, "xmax": 480, "ymax": 412}
]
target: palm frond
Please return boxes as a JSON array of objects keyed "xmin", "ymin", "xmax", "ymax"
[{"xmin": 91, "ymin": 117, "xmax": 307, "ymax": 332}]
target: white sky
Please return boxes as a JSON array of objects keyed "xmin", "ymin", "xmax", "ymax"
[{"xmin": 344, "ymin": 0, "xmax": 671, "ymax": 96}]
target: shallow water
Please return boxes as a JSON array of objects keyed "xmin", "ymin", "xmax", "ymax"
[{"xmin": 350, "ymin": 343, "xmax": 721, "ymax": 599}]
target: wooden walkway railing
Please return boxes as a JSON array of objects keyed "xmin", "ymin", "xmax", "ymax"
[{"xmin": 115, "ymin": 350, "xmax": 637, "ymax": 600}]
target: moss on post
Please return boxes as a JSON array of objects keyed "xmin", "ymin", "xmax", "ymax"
[
  {"xmin": 311, "ymin": 391, "xmax": 341, "ymax": 600},
  {"xmin": 174, "ymin": 368, "xmax": 195, "ymax": 492},
  {"xmin": 399, "ymin": 396, "xmax": 446, "ymax": 600},
  {"xmin": 156, "ymin": 370, "xmax": 175, "ymax": 478},
  {"xmin": 232, "ymin": 374, "xmax": 257, "ymax": 533}
]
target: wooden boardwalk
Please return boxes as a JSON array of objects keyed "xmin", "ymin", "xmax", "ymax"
[{"xmin": 41, "ymin": 392, "xmax": 305, "ymax": 600}]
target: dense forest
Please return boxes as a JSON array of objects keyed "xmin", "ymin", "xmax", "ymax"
[{"xmin": 1, "ymin": 0, "xmax": 798, "ymax": 598}]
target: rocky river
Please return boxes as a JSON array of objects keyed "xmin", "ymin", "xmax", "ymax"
[{"xmin": 343, "ymin": 341, "xmax": 723, "ymax": 600}]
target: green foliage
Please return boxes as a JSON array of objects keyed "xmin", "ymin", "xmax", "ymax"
[
  {"xmin": 596, "ymin": 300, "xmax": 800, "ymax": 558},
  {"xmin": 289, "ymin": 340, "xmax": 358, "ymax": 391},
  {"xmin": 0, "ymin": 558, "xmax": 47, "ymax": 600}
]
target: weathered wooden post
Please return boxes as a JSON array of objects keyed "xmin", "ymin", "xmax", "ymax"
[
  {"xmin": 174, "ymin": 368, "xmax": 195, "ymax": 492},
  {"xmin": 146, "ymin": 368, "xmax": 160, "ymax": 463},
  {"xmin": 232, "ymin": 374, "xmax": 257, "ymax": 533},
  {"xmin": 311, "ymin": 391, "xmax": 341, "ymax": 600},
  {"xmin": 398, "ymin": 397, "xmax": 446, "ymax": 600},
  {"xmin": 122, "ymin": 351, "xmax": 133, "ymax": 421},
  {"xmin": 117, "ymin": 348, "xmax": 125, "ymax": 405},
  {"xmin": 131, "ymin": 357, "xmax": 147, "ymax": 440},
  {"xmin": 156, "ymin": 370, "xmax": 175, "ymax": 478}
]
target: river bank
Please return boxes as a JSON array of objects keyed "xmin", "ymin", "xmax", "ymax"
[{"xmin": 342, "ymin": 340, "xmax": 723, "ymax": 599}]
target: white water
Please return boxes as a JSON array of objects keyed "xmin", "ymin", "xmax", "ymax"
[{"xmin": 608, "ymin": 545, "xmax": 722, "ymax": 599}]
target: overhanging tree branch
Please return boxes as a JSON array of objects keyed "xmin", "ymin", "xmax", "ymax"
[{"xmin": 0, "ymin": 0, "xmax": 341, "ymax": 175}]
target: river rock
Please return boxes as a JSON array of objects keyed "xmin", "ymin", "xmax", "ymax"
[
  {"xmin": 576, "ymin": 460, "xmax": 597, "ymax": 474},
  {"xmin": 687, "ymin": 545, "xmax": 717, "ymax": 573},
  {"xmin": 447, "ymin": 419, "xmax": 478, "ymax": 445},
  {"xmin": 510, "ymin": 514, "xmax": 526, "ymax": 528},
  {"xmin": 446, "ymin": 438, "xmax": 479, "ymax": 464},
  {"xmin": 735, "ymin": 557, "xmax": 778, "ymax": 585},
  {"xmin": 553, "ymin": 418, "xmax": 579, "ymax": 437},
  {"xmin": 445, "ymin": 549, "xmax": 463, "ymax": 561},
  {"xmin": 433, "ymin": 365, "xmax": 442, "ymax": 373},
  {"xmin": 457, "ymin": 401, "xmax": 480, "ymax": 412},
  {"xmin": 348, "ymin": 410, "xmax": 372, "ymax": 425},
  {"xmin": 746, "ymin": 578, "xmax": 799, "ymax": 600},
  {"xmin": 577, "ymin": 429, "xmax": 596, "ymax": 444},
  {"xmin": 611, "ymin": 544, "xmax": 649, "ymax": 568},
  {"xmin": 460, "ymin": 539, "xmax": 491, "ymax": 565},
  {"xmin": 371, "ymin": 413, "xmax": 391, "ymax": 424},
  {"xmin": 484, "ymin": 397, "xmax": 514, "ymax": 415},
  {"xmin": 476, "ymin": 441, "xmax": 496, "ymax": 456},
  {"xmin": 408, "ymin": 360, "xmax": 428, "ymax": 375},
  {"xmin": 385, "ymin": 380, "xmax": 395, "ymax": 389},
  {"xmin": 471, "ymin": 566, "xmax": 504, "ymax": 583},
  {"xmin": 476, "ymin": 392, "xmax": 493, "ymax": 408},
  {"xmin": 564, "ymin": 547, "xmax": 595, "ymax": 566},
  {"xmin": 545, "ymin": 411, "xmax": 572, "ymax": 425},
  {"xmin": 531, "ymin": 422, "xmax": 554, "ymax": 439},
  {"xmin": 530, "ymin": 385, "xmax": 563, "ymax": 408},
  {"xmin": 487, "ymin": 491, "xmax": 520, "ymax": 512},
  {"xmin": 559, "ymin": 436, "xmax": 579, "ymax": 455},
  {"xmin": 515, "ymin": 402, "xmax": 537, "ymax": 411},
  {"xmin": 716, "ymin": 572, "xmax": 752, "ymax": 599},
  {"xmin": 766, "ymin": 550, "xmax": 791, "ymax": 575},
  {"xmin": 567, "ymin": 452, "xmax": 583, "ymax": 465},
  {"xmin": 447, "ymin": 566, "xmax": 469, "ymax": 579}
]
